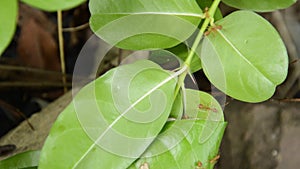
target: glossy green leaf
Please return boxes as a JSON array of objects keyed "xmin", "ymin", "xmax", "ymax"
[
  {"xmin": 129, "ymin": 120, "xmax": 226, "ymax": 169},
  {"xmin": 201, "ymin": 11, "xmax": 288, "ymax": 102},
  {"xmin": 149, "ymin": 50, "xmax": 182, "ymax": 71},
  {"xmin": 89, "ymin": 0, "xmax": 203, "ymax": 50},
  {"xmin": 169, "ymin": 90, "xmax": 183, "ymax": 119},
  {"xmin": 21, "ymin": 0, "xmax": 86, "ymax": 11},
  {"xmin": 0, "ymin": 0, "xmax": 17, "ymax": 56},
  {"xmin": 184, "ymin": 89, "xmax": 224, "ymax": 143},
  {"xmin": 129, "ymin": 89, "xmax": 225, "ymax": 169},
  {"xmin": 184, "ymin": 89, "xmax": 223, "ymax": 121},
  {"xmin": 167, "ymin": 43, "xmax": 202, "ymax": 73},
  {"xmin": 222, "ymin": 0, "xmax": 297, "ymax": 12},
  {"xmin": 39, "ymin": 60, "xmax": 178, "ymax": 169},
  {"xmin": 0, "ymin": 150, "xmax": 40, "ymax": 169}
]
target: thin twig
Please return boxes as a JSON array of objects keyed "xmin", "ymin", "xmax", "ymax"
[
  {"xmin": 279, "ymin": 98, "xmax": 300, "ymax": 102},
  {"xmin": 57, "ymin": 10, "xmax": 68, "ymax": 93},
  {"xmin": 118, "ymin": 48, "xmax": 123, "ymax": 65},
  {"xmin": 0, "ymin": 82, "xmax": 72, "ymax": 88},
  {"xmin": 0, "ymin": 64, "xmax": 92, "ymax": 82},
  {"xmin": 0, "ymin": 64, "xmax": 70, "ymax": 78},
  {"xmin": 62, "ymin": 22, "xmax": 89, "ymax": 32},
  {"xmin": 290, "ymin": 59, "xmax": 299, "ymax": 65}
]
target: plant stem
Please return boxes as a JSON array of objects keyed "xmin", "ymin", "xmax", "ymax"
[
  {"xmin": 174, "ymin": 0, "xmax": 221, "ymax": 96},
  {"xmin": 62, "ymin": 22, "xmax": 89, "ymax": 32},
  {"xmin": 184, "ymin": 0, "xmax": 221, "ymax": 66},
  {"xmin": 57, "ymin": 10, "xmax": 68, "ymax": 93}
]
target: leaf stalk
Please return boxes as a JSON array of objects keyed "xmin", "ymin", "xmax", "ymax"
[{"xmin": 175, "ymin": 0, "xmax": 221, "ymax": 96}]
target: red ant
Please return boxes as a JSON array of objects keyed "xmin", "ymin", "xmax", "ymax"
[
  {"xmin": 198, "ymin": 104, "xmax": 218, "ymax": 113},
  {"xmin": 204, "ymin": 25, "xmax": 223, "ymax": 36}
]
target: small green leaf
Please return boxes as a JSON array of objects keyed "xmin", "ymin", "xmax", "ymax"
[
  {"xmin": 201, "ymin": 11, "xmax": 288, "ymax": 102},
  {"xmin": 149, "ymin": 50, "xmax": 182, "ymax": 71},
  {"xmin": 222, "ymin": 0, "xmax": 297, "ymax": 12},
  {"xmin": 89, "ymin": 0, "xmax": 203, "ymax": 50},
  {"xmin": 39, "ymin": 60, "xmax": 178, "ymax": 168},
  {"xmin": 167, "ymin": 43, "xmax": 202, "ymax": 73},
  {"xmin": 184, "ymin": 89, "xmax": 224, "ymax": 143},
  {"xmin": 0, "ymin": 150, "xmax": 40, "ymax": 169},
  {"xmin": 129, "ymin": 89, "xmax": 225, "ymax": 169},
  {"xmin": 184, "ymin": 89, "xmax": 223, "ymax": 121},
  {"xmin": 0, "ymin": 0, "xmax": 17, "ymax": 56},
  {"xmin": 169, "ymin": 90, "xmax": 183, "ymax": 119},
  {"xmin": 129, "ymin": 120, "xmax": 226, "ymax": 169},
  {"xmin": 21, "ymin": 0, "xmax": 86, "ymax": 11}
]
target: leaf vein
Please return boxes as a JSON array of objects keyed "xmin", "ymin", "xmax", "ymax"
[{"xmin": 216, "ymin": 30, "xmax": 273, "ymax": 84}]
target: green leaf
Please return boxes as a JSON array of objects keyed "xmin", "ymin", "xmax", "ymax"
[
  {"xmin": 184, "ymin": 89, "xmax": 224, "ymax": 143},
  {"xmin": 169, "ymin": 90, "xmax": 183, "ymax": 119},
  {"xmin": 201, "ymin": 11, "xmax": 288, "ymax": 102},
  {"xmin": 129, "ymin": 89, "xmax": 226, "ymax": 169},
  {"xmin": 0, "ymin": 150, "xmax": 40, "ymax": 169},
  {"xmin": 89, "ymin": 0, "xmax": 203, "ymax": 50},
  {"xmin": 149, "ymin": 50, "xmax": 182, "ymax": 71},
  {"xmin": 184, "ymin": 89, "xmax": 223, "ymax": 121},
  {"xmin": 167, "ymin": 43, "xmax": 202, "ymax": 73},
  {"xmin": 39, "ymin": 60, "xmax": 178, "ymax": 168},
  {"xmin": 129, "ymin": 119, "xmax": 225, "ymax": 169},
  {"xmin": 222, "ymin": 0, "xmax": 297, "ymax": 12},
  {"xmin": 21, "ymin": 0, "xmax": 86, "ymax": 11},
  {"xmin": 0, "ymin": 0, "xmax": 17, "ymax": 56},
  {"xmin": 129, "ymin": 120, "xmax": 226, "ymax": 169}
]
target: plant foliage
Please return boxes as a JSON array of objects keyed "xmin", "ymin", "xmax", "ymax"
[
  {"xmin": 0, "ymin": 0, "xmax": 17, "ymax": 55},
  {"xmin": 0, "ymin": 0, "xmax": 294, "ymax": 168},
  {"xmin": 222, "ymin": 0, "xmax": 297, "ymax": 12},
  {"xmin": 21, "ymin": 0, "xmax": 87, "ymax": 12},
  {"xmin": 201, "ymin": 10, "xmax": 288, "ymax": 102},
  {"xmin": 0, "ymin": 150, "xmax": 39, "ymax": 169},
  {"xmin": 89, "ymin": 0, "xmax": 203, "ymax": 50}
]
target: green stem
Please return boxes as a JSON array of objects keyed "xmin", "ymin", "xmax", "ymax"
[
  {"xmin": 184, "ymin": 0, "xmax": 221, "ymax": 66},
  {"xmin": 174, "ymin": 0, "xmax": 221, "ymax": 96}
]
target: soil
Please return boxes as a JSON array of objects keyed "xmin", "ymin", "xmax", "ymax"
[{"xmin": 218, "ymin": 101, "xmax": 300, "ymax": 169}]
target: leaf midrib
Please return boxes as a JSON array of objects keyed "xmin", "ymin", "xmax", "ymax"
[
  {"xmin": 94, "ymin": 12, "xmax": 203, "ymax": 18},
  {"xmin": 216, "ymin": 29, "xmax": 274, "ymax": 85},
  {"xmin": 71, "ymin": 66, "xmax": 187, "ymax": 169}
]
